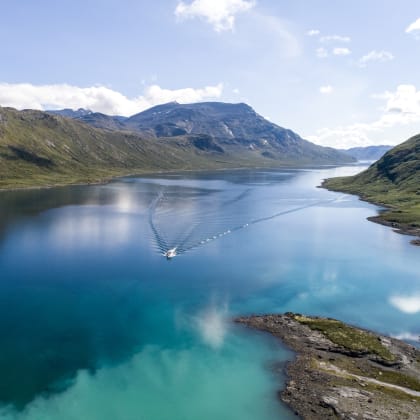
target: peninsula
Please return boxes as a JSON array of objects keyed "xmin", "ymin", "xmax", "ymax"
[
  {"xmin": 322, "ymin": 134, "xmax": 420, "ymax": 245},
  {"xmin": 236, "ymin": 313, "xmax": 420, "ymax": 419}
]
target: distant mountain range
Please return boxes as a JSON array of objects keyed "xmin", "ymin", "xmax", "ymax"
[
  {"xmin": 0, "ymin": 102, "xmax": 354, "ymax": 189},
  {"xmin": 324, "ymin": 134, "xmax": 420, "ymax": 243},
  {"xmin": 48, "ymin": 108, "xmax": 94, "ymax": 119},
  {"xmin": 340, "ymin": 145, "xmax": 393, "ymax": 161}
]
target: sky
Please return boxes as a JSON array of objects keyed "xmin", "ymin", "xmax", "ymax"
[{"xmin": 1, "ymin": 0, "xmax": 420, "ymax": 148}]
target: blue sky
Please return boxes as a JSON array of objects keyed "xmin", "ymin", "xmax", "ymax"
[{"xmin": 1, "ymin": 0, "xmax": 420, "ymax": 148}]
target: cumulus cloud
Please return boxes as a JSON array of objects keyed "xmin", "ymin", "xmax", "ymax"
[
  {"xmin": 307, "ymin": 84, "xmax": 420, "ymax": 148},
  {"xmin": 306, "ymin": 29, "xmax": 320, "ymax": 36},
  {"xmin": 358, "ymin": 50, "xmax": 394, "ymax": 67},
  {"xmin": 390, "ymin": 294, "xmax": 420, "ymax": 314},
  {"xmin": 320, "ymin": 35, "xmax": 351, "ymax": 43},
  {"xmin": 406, "ymin": 18, "xmax": 420, "ymax": 33},
  {"xmin": 0, "ymin": 82, "xmax": 224, "ymax": 116},
  {"xmin": 333, "ymin": 47, "xmax": 351, "ymax": 56},
  {"xmin": 319, "ymin": 85, "xmax": 333, "ymax": 94},
  {"xmin": 376, "ymin": 84, "xmax": 420, "ymax": 116},
  {"xmin": 175, "ymin": 0, "xmax": 256, "ymax": 32}
]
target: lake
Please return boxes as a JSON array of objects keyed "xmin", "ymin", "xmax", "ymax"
[{"xmin": 0, "ymin": 166, "xmax": 419, "ymax": 419}]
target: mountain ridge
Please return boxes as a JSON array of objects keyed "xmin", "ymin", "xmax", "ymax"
[
  {"xmin": 49, "ymin": 101, "xmax": 354, "ymax": 164},
  {"xmin": 0, "ymin": 102, "xmax": 353, "ymax": 190}
]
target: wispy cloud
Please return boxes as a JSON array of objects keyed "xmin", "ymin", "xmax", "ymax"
[
  {"xmin": 319, "ymin": 85, "xmax": 333, "ymax": 94},
  {"xmin": 175, "ymin": 0, "xmax": 256, "ymax": 32},
  {"xmin": 0, "ymin": 82, "xmax": 224, "ymax": 116},
  {"xmin": 333, "ymin": 47, "xmax": 351, "ymax": 56},
  {"xmin": 306, "ymin": 29, "xmax": 320, "ymax": 36},
  {"xmin": 320, "ymin": 35, "xmax": 351, "ymax": 43},
  {"xmin": 307, "ymin": 84, "xmax": 420, "ymax": 148},
  {"xmin": 311, "ymin": 32, "xmax": 351, "ymax": 58},
  {"xmin": 358, "ymin": 50, "xmax": 394, "ymax": 67}
]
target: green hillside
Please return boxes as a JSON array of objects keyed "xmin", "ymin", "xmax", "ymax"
[
  {"xmin": 0, "ymin": 107, "xmax": 351, "ymax": 190},
  {"xmin": 0, "ymin": 108, "xmax": 233, "ymax": 189},
  {"xmin": 323, "ymin": 134, "xmax": 420, "ymax": 241}
]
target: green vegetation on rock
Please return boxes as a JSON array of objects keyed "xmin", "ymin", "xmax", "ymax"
[{"xmin": 294, "ymin": 315, "xmax": 395, "ymax": 362}]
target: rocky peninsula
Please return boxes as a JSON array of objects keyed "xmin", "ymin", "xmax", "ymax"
[{"xmin": 236, "ymin": 313, "xmax": 420, "ymax": 419}]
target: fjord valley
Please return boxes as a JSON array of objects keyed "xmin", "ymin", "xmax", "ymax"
[
  {"xmin": 0, "ymin": 165, "xmax": 419, "ymax": 420},
  {"xmin": 340, "ymin": 145, "xmax": 393, "ymax": 161},
  {"xmin": 2, "ymin": 1, "xmax": 420, "ymax": 419},
  {"xmin": 324, "ymin": 134, "xmax": 420, "ymax": 243}
]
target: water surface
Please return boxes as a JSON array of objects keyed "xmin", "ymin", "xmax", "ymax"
[{"xmin": 0, "ymin": 166, "xmax": 419, "ymax": 419}]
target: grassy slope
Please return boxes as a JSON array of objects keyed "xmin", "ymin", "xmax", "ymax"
[
  {"xmin": 0, "ymin": 107, "xmax": 355, "ymax": 190},
  {"xmin": 323, "ymin": 134, "xmax": 420, "ymax": 236},
  {"xmin": 0, "ymin": 108, "xmax": 314, "ymax": 190}
]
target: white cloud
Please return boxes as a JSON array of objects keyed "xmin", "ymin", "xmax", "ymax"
[
  {"xmin": 307, "ymin": 29, "xmax": 320, "ymax": 36},
  {"xmin": 333, "ymin": 47, "xmax": 351, "ymax": 56},
  {"xmin": 307, "ymin": 84, "xmax": 420, "ymax": 148},
  {"xmin": 358, "ymin": 50, "xmax": 394, "ymax": 67},
  {"xmin": 175, "ymin": 0, "xmax": 256, "ymax": 32},
  {"xmin": 0, "ymin": 82, "xmax": 224, "ymax": 116},
  {"xmin": 319, "ymin": 85, "xmax": 333, "ymax": 94},
  {"xmin": 320, "ymin": 35, "xmax": 351, "ymax": 43},
  {"xmin": 316, "ymin": 47, "xmax": 328, "ymax": 58},
  {"xmin": 406, "ymin": 18, "xmax": 420, "ymax": 33},
  {"xmin": 390, "ymin": 294, "xmax": 420, "ymax": 314},
  {"xmin": 232, "ymin": 88, "xmax": 240, "ymax": 94}
]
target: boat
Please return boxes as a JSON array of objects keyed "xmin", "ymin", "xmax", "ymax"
[{"xmin": 164, "ymin": 247, "xmax": 177, "ymax": 259}]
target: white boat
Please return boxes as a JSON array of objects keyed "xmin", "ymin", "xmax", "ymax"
[{"xmin": 164, "ymin": 247, "xmax": 177, "ymax": 259}]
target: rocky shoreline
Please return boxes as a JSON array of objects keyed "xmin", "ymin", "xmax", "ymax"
[
  {"xmin": 236, "ymin": 313, "xmax": 420, "ymax": 419},
  {"xmin": 366, "ymin": 216, "xmax": 420, "ymax": 246}
]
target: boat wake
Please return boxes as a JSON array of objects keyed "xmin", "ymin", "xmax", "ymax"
[{"xmin": 148, "ymin": 188, "xmax": 339, "ymax": 259}]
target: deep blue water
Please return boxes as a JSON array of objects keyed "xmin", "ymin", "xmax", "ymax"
[{"xmin": 0, "ymin": 166, "xmax": 419, "ymax": 419}]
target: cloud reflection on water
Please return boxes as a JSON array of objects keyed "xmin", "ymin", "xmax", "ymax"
[{"xmin": 390, "ymin": 294, "xmax": 420, "ymax": 314}]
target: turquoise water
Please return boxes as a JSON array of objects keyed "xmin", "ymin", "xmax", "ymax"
[{"xmin": 0, "ymin": 166, "xmax": 419, "ymax": 419}]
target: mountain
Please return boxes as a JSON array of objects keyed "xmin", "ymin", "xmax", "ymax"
[
  {"xmin": 48, "ymin": 109, "xmax": 128, "ymax": 131},
  {"xmin": 0, "ymin": 107, "xmax": 243, "ymax": 189},
  {"xmin": 0, "ymin": 104, "xmax": 352, "ymax": 189},
  {"xmin": 47, "ymin": 108, "xmax": 93, "ymax": 119},
  {"xmin": 51, "ymin": 101, "xmax": 354, "ymax": 165},
  {"xmin": 323, "ymin": 135, "xmax": 420, "ymax": 243},
  {"xmin": 341, "ymin": 145, "xmax": 392, "ymax": 161},
  {"xmin": 76, "ymin": 112, "xmax": 128, "ymax": 131}
]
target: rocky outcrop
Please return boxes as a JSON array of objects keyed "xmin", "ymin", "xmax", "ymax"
[{"xmin": 236, "ymin": 313, "xmax": 420, "ymax": 419}]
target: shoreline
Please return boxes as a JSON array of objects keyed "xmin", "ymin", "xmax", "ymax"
[
  {"xmin": 236, "ymin": 313, "xmax": 420, "ymax": 420},
  {"xmin": 320, "ymin": 180, "xmax": 420, "ymax": 246},
  {"xmin": 0, "ymin": 163, "xmax": 352, "ymax": 194}
]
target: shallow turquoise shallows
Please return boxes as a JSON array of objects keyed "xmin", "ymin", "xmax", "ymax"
[{"xmin": 0, "ymin": 166, "xmax": 419, "ymax": 419}]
